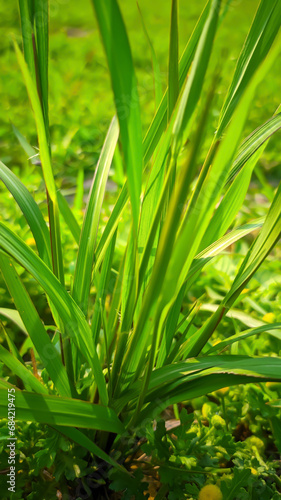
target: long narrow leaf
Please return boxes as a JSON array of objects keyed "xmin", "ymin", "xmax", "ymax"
[
  {"xmin": 91, "ymin": 0, "xmax": 142, "ymax": 229},
  {"xmin": 0, "ymin": 388, "xmax": 124, "ymax": 434},
  {"xmin": 0, "ymin": 224, "xmax": 108, "ymax": 405}
]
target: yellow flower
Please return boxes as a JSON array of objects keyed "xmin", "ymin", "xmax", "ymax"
[
  {"xmin": 198, "ymin": 484, "xmax": 223, "ymax": 500},
  {"xmin": 251, "ymin": 467, "xmax": 258, "ymax": 475},
  {"xmin": 25, "ymin": 237, "xmax": 36, "ymax": 246},
  {"xmin": 262, "ymin": 312, "xmax": 275, "ymax": 323},
  {"xmin": 216, "ymin": 386, "xmax": 229, "ymax": 396}
]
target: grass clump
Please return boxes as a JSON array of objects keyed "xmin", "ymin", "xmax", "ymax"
[{"xmin": 0, "ymin": 0, "xmax": 281, "ymax": 497}]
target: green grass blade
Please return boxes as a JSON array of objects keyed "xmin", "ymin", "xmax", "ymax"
[
  {"xmin": 186, "ymin": 179, "xmax": 281, "ymax": 357},
  {"xmin": 206, "ymin": 323, "xmax": 281, "ymax": 354},
  {"xmin": 33, "ymin": 0, "xmax": 49, "ymax": 133},
  {"xmin": 115, "ymin": 355, "xmax": 281, "ymax": 416},
  {"xmin": 227, "ymin": 112, "xmax": 281, "ymax": 184},
  {"xmin": 171, "ymin": 0, "xmax": 221, "ymax": 154},
  {"xmin": 91, "ymin": 231, "xmax": 116, "ymax": 344},
  {"xmin": 18, "ymin": 0, "xmax": 36, "ymax": 81},
  {"xmin": 187, "ymin": 218, "xmax": 264, "ymax": 285},
  {"xmin": 12, "ymin": 125, "xmax": 82, "ymax": 245},
  {"xmin": 0, "ymin": 344, "xmax": 48, "ymax": 394},
  {"xmin": 0, "ymin": 307, "xmax": 28, "ymax": 334},
  {"xmin": 73, "ymin": 168, "xmax": 84, "ymax": 211},
  {"xmin": 72, "ymin": 116, "xmax": 119, "ymax": 314},
  {"xmin": 137, "ymin": 3, "xmax": 162, "ymax": 108},
  {"xmin": 227, "ymin": 182, "xmax": 281, "ymax": 304},
  {"xmin": 168, "ymin": 0, "xmax": 179, "ymax": 119},
  {"xmin": 57, "ymin": 190, "xmax": 81, "ymax": 245},
  {"xmin": 217, "ymin": 0, "xmax": 281, "ymax": 135},
  {"xmin": 12, "ymin": 123, "xmax": 38, "ymax": 162},
  {"xmin": 0, "ymin": 389, "xmax": 124, "ymax": 433},
  {"xmin": 143, "ymin": 0, "xmax": 211, "ymax": 164},
  {"xmin": 57, "ymin": 427, "xmax": 126, "ymax": 471},
  {"xmin": 0, "ymin": 161, "xmax": 51, "ymax": 266},
  {"xmin": 94, "ymin": 183, "xmax": 128, "ymax": 271},
  {"xmin": 198, "ymin": 146, "xmax": 266, "ymax": 252},
  {"xmin": 0, "ymin": 322, "xmax": 25, "ymax": 366},
  {"xmin": 0, "ymin": 252, "xmax": 73, "ymax": 398},
  {"xmin": 14, "ymin": 40, "xmax": 64, "ymax": 285},
  {"xmin": 91, "ymin": 0, "xmax": 143, "ymax": 230},
  {"xmin": 0, "ymin": 224, "xmax": 108, "ymax": 405},
  {"xmin": 156, "ymin": 218, "xmax": 264, "ymax": 366}
]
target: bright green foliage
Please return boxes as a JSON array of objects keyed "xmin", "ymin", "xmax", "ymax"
[{"xmin": 0, "ymin": 0, "xmax": 280, "ymax": 480}]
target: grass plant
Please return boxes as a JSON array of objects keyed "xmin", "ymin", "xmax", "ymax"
[{"xmin": 0, "ymin": 0, "xmax": 281, "ymax": 483}]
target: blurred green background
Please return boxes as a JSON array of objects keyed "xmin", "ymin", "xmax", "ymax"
[{"xmin": 1, "ymin": 0, "xmax": 280, "ymax": 179}]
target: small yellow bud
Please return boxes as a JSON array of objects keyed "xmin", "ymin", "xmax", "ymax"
[
  {"xmin": 262, "ymin": 312, "xmax": 275, "ymax": 323},
  {"xmin": 216, "ymin": 386, "xmax": 229, "ymax": 396},
  {"xmin": 198, "ymin": 484, "xmax": 223, "ymax": 500},
  {"xmin": 25, "ymin": 237, "xmax": 36, "ymax": 246},
  {"xmin": 251, "ymin": 467, "xmax": 258, "ymax": 475}
]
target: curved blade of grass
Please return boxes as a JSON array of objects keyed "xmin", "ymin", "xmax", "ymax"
[
  {"xmin": 91, "ymin": 0, "xmax": 142, "ymax": 229},
  {"xmin": 33, "ymin": 0, "xmax": 49, "ymax": 133},
  {"xmin": 147, "ymin": 356, "xmax": 281, "ymax": 399},
  {"xmin": 227, "ymin": 112, "xmax": 281, "ymax": 184},
  {"xmin": 57, "ymin": 427, "xmax": 126, "ymax": 471},
  {"xmin": 115, "ymin": 355, "xmax": 281, "ymax": 415},
  {"xmin": 201, "ymin": 303, "xmax": 279, "ymax": 330},
  {"xmin": 156, "ymin": 218, "xmax": 264, "ymax": 367},
  {"xmin": 18, "ymin": 0, "xmax": 36, "ymax": 81},
  {"xmin": 188, "ymin": 218, "xmax": 264, "ymax": 281},
  {"xmin": 94, "ymin": 182, "xmax": 127, "ymax": 271},
  {"xmin": 0, "ymin": 345, "xmax": 48, "ymax": 394},
  {"xmin": 0, "ymin": 322, "xmax": 25, "ymax": 365},
  {"xmin": 197, "ymin": 111, "xmax": 281, "ymax": 252},
  {"xmin": 0, "ymin": 388, "xmax": 124, "ymax": 434},
  {"xmin": 171, "ymin": 0, "xmax": 221, "ymax": 154},
  {"xmin": 138, "ymin": 373, "xmax": 278, "ymax": 422},
  {"xmin": 11, "ymin": 124, "xmax": 81, "ymax": 245},
  {"xmin": 143, "ymin": 0, "xmax": 211, "ymax": 164},
  {"xmin": 0, "ymin": 224, "xmax": 108, "ymax": 405},
  {"xmin": 14, "ymin": 40, "xmax": 64, "ymax": 285},
  {"xmin": 73, "ymin": 116, "xmax": 119, "ymax": 314},
  {"xmin": 11, "ymin": 123, "xmax": 38, "ymax": 163},
  {"xmin": 0, "ymin": 252, "xmax": 73, "ymax": 398},
  {"xmin": 137, "ymin": 3, "xmax": 162, "ymax": 108},
  {"xmin": 217, "ymin": 0, "xmax": 281, "ymax": 135},
  {"xmin": 0, "ymin": 307, "xmax": 28, "ymax": 334},
  {"xmin": 168, "ymin": 0, "xmax": 179, "ymax": 119},
  {"xmin": 198, "ymin": 145, "xmax": 266, "ymax": 253},
  {"xmin": 73, "ymin": 168, "xmax": 84, "ymax": 211},
  {"xmin": 186, "ymin": 179, "xmax": 281, "ymax": 357},
  {"xmin": 0, "ymin": 161, "xmax": 51, "ymax": 266},
  {"xmin": 57, "ymin": 190, "xmax": 81, "ymax": 245},
  {"xmin": 206, "ymin": 323, "xmax": 281, "ymax": 354},
  {"xmin": 91, "ymin": 230, "xmax": 116, "ymax": 344}
]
